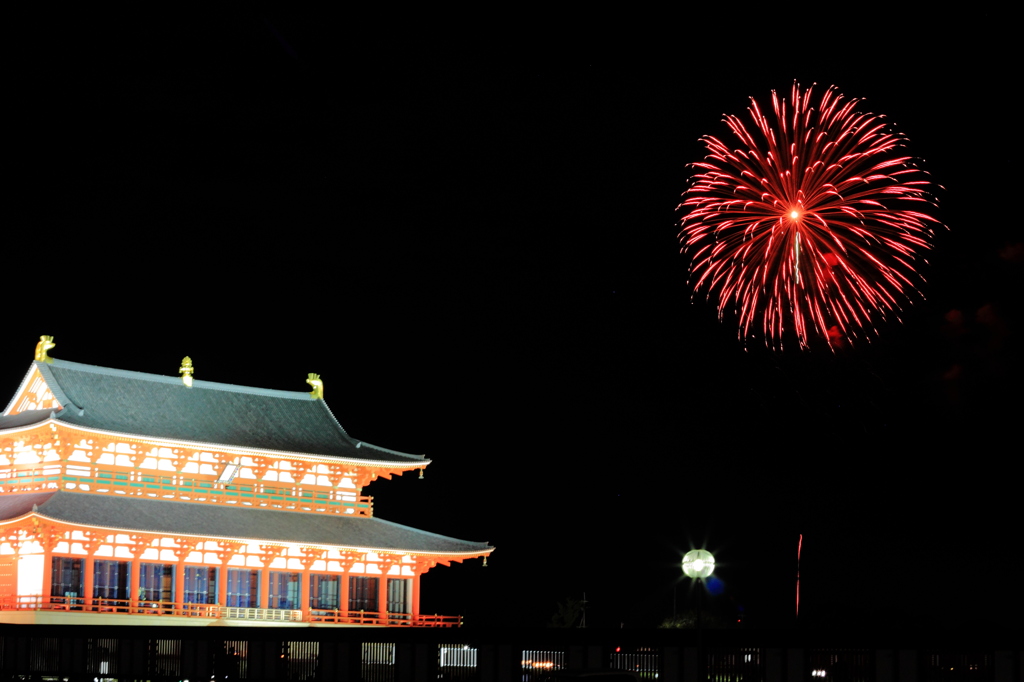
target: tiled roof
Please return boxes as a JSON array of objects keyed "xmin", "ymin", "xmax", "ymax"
[
  {"xmin": 16, "ymin": 360, "xmax": 424, "ymax": 464},
  {"xmin": 0, "ymin": 409, "xmax": 52, "ymax": 430},
  {"xmin": 0, "ymin": 491, "xmax": 490, "ymax": 555}
]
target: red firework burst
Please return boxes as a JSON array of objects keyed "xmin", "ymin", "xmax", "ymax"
[{"xmin": 678, "ymin": 83, "xmax": 941, "ymax": 349}]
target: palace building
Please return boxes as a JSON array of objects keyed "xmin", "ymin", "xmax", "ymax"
[{"xmin": 0, "ymin": 337, "xmax": 491, "ymax": 626}]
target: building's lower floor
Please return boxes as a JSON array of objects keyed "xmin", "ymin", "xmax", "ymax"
[
  {"xmin": 1, "ymin": 556, "xmax": 460, "ymax": 627},
  {"xmin": 0, "ymin": 490, "xmax": 492, "ymax": 627}
]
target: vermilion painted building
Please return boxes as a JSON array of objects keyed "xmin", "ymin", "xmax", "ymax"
[{"xmin": 0, "ymin": 338, "xmax": 491, "ymax": 626}]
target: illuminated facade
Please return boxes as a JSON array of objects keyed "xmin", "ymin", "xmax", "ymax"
[{"xmin": 0, "ymin": 340, "xmax": 491, "ymax": 626}]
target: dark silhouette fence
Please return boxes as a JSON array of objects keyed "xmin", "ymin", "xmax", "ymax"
[{"xmin": 0, "ymin": 624, "xmax": 1018, "ymax": 681}]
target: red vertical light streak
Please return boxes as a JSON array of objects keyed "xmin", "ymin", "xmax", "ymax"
[{"xmin": 796, "ymin": 533, "xmax": 803, "ymax": 620}]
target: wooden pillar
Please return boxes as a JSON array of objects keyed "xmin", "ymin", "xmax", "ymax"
[
  {"xmin": 127, "ymin": 535, "xmax": 146, "ymax": 613},
  {"xmin": 78, "ymin": 532, "xmax": 98, "ymax": 610},
  {"xmin": 340, "ymin": 571, "xmax": 350, "ymax": 619},
  {"xmin": 36, "ymin": 523, "xmax": 65, "ymax": 608},
  {"xmin": 370, "ymin": 573, "xmax": 380, "ymax": 617},
  {"xmin": 83, "ymin": 557, "xmax": 94, "ymax": 610},
  {"xmin": 218, "ymin": 562, "xmax": 229, "ymax": 609},
  {"xmin": 5, "ymin": 537, "xmax": 19, "ymax": 609},
  {"xmin": 259, "ymin": 561, "xmax": 269, "ymax": 610},
  {"xmin": 174, "ymin": 560, "xmax": 185, "ymax": 615},
  {"xmin": 299, "ymin": 566, "xmax": 311, "ymax": 622},
  {"xmin": 411, "ymin": 572, "xmax": 421, "ymax": 620},
  {"xmin": 214, "ymin": 548, "xmax": 231, "ymax": 612},
  {"xmin": 172, "ymin": 545, "xmax": 191, "ymax": 615},
  {"xmin": 25, "ymin": 520, "xmax": 62, "ymax": 607},
  {"xmin": 40, "ymin": 542, "xmax": 53, "ymax": 608},
  {"xmin": 130, "ymin": 556, "xmax": 142, "ymax": 614}
]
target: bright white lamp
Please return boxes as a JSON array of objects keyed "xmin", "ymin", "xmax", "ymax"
[{"xmin": 681, "ymin": 549, "xmax": 715, "ymax": 579}]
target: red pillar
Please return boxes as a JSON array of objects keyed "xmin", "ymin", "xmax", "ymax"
[
  {"xmin": 259, "ymin": 562, "xmax": 269, "ymax": 610},
  {"xmin": 83, "ymin": 557, "xmax": 94, "ymax": 611},
  {"xmin": 130, "ymin": 556, "xmax": 141, "ymax": 614},
  {"xmin": 339, "ymin": 572, "xmax": 350, "ymax": 621},
  {"xmin": 370, "ymin": 575, "xmax": 380, "ymax": 621},
  {"xmin": 217, "ymin": 563, "xmax": 229, "ymax": 611},
  {"xmin": 40, "ymin": 544, "xmax": 53, "ymax": 609},
  {"xmin": 299, "ymin": 566, "xmax": 310, "ymax": 622},
  {"xmin": 411, "ymin": 573, "xmax": 421, "ymax": 621},
  {"xmin": 174, "ymin": 560, "xmax": 185, "ymax": 615}
]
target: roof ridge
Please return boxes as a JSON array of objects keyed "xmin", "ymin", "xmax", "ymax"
[
  {"xmin": 3, "ymin": 364, "xmax": 38, "ymax": 415},
  {"xmin": 313, "ymin": 395, "xmax": 352, "ymax": 439},
  {"xmin": 43, "ymin": 359, "xmax": 314, "ymax": 400},
  {"xmin": 315, "ymin": 395, "xmax": 426, "ymax": 462},
  {"xmin": 355, "ymin": 439, "xmax": 428, "ymax": 461}
]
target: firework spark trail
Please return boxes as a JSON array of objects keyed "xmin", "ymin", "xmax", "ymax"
[{"xmin": 679, "ymin": 83, "xmax": 941, "ymax": 349}]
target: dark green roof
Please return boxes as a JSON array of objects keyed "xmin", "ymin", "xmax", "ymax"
[
  {"xmin": 6, "ymin": 360, "xmax": 425, "ymax": 464},
  {"xmin": 0, "ymin": 491, "xmax": 490, "ymax": 555}
]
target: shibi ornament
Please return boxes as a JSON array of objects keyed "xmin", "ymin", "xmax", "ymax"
[{"xmin": 677, "ymin": 82, "xmax": 942, "ymax": 349}]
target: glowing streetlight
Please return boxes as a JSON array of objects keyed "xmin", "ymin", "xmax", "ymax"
[
  {"xmin": 681, "ymin": 548, "xmax": 715, "ymax": 679},
  {"xmin": 681, "ymin": 549, "xmax": 715, "ymax": 580}
]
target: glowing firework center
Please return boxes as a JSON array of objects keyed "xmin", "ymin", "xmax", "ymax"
[
  {"xmin": 0, "ymin": 337, "xmax": 492, "ymax": 627},
  {"xmin": 681, "ymin": 549, "xmax": 715, "ymax": 580}
]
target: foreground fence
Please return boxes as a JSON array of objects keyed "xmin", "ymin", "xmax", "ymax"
[{"xmin": 0, "ymin": 624, "xmax": 1018, "ymax": 681}]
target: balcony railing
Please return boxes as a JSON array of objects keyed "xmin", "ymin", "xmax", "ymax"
[
  {"xmin": 309, "ymin": 610, "xmax": 461, "ymax": 627},
  {"xmin": 0, "ymin": 464, "xmax": 375, "ymax": 516},
  {"xmin": 0, "ymin": 596, "xmax": 460, "ymax": 627}
]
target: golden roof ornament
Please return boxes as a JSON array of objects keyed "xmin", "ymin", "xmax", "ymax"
[
  {"xmin": 306, "ymin": 373, "xmax": 324, "ymax": 400},
  {"xmin": 179, "ymin": 356, "xmax": 194, "ymax": 388},
  {"xmin": 34, "ymin": 336, "xmax": 55, "ymax": 363}
]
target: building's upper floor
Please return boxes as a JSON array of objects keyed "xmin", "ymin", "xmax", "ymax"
[{"xmin": 1, "ymin": 346, "xmax": 431, "ymax": 516}]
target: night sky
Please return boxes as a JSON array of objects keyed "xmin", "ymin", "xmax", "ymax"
[{"xmin": 8, "ymin": 13, "xmax": 1019, "ymax": 631}]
